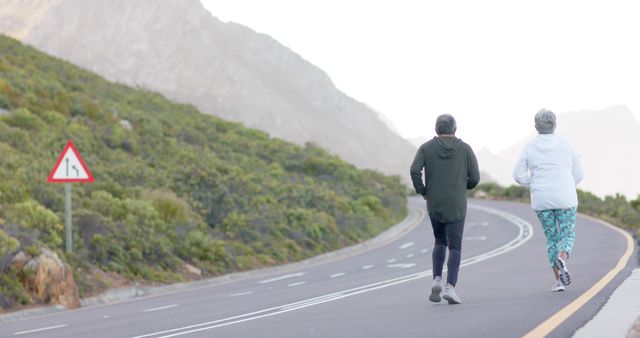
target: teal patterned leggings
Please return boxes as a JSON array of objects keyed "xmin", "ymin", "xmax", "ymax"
[{"xmin": 535, "ymin": 207, "xmax": 577, "ymax": 268}]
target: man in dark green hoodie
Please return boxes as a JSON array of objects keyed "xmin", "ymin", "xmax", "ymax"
[{"xmin": 410, "ymin": 114, "xmax": 480, "ymax": 304}]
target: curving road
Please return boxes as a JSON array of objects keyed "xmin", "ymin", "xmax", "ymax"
[{"xmin": 0, "ymin": 197, "xmax": 635, "ymax": 338}]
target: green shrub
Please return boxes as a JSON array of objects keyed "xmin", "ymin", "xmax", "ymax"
[
  {"xmin": 0, "ymin": 269, "xmax": 31, "ymax": 307},
  {"xmin": 9, "ymin": 200, "xmax": 63, "ymax": 248},
  {"xmin": 5, "ymin": 108, "xmax": 45, "ymax": 131},
  {"xmin": 0, "ymin": 229, "xmax": 20, "ymax": 272},
  {"xmin": 40, "ymin": 110, "xmax": 66, "ymax": 127},
  {"xmin": 631, "ymin": 196, "xmax": 640, "ymax": 211},
  {"xmin": 0, "ymin": 94, "xmax": 11, "ymax": 109},
  {"xmin": 142, "ymin": 190, "xmax": 194, "ymax": 224}
]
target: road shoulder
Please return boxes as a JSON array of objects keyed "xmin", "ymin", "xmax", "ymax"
[{"xmin": 573, "ymin": 268, "xmax": 640, "ymax": 338}]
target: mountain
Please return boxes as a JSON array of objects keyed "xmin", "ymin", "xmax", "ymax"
[
  {"xmin": 407, "ymin": 136, "xmax": 428, "ymax": 148},
  {"xmin": 478, "ymin": 106, "xmax": 640, "ymax": 198},
  {"xmin": 0, "ymin": 0, "xmax": 416, "ymax": 182},
  {"xmin": 0, "ymin": 34, "xmax": 406, "ymax": 310},
  {"xmin": 475, "ymin": 148, "xmax": 511, "ymax": 183}
]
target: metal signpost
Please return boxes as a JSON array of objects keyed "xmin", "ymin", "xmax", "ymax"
[{"xmin": 47, "ymin": 140, "xmax": 95, "ymax": 253}]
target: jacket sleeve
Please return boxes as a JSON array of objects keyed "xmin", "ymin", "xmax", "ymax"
[
  {"xmin": 410, "ymin": 147, "xmax": 427, "ymax": 195},
  {"xmin": 571, "ymin": 149, "xmax": 584, "ymax": 186},
  {"xmin": 513, "ymin": 148, "xmax": 530, "ymax": 187},
  {"xmin": 466, "ymin": 145, "xmax": 480, "ymax": 189}
]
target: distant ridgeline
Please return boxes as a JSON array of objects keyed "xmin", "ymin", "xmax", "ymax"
[{"xmin": 0, "ymin": 35, "xmax": 406, "ymax": 310}]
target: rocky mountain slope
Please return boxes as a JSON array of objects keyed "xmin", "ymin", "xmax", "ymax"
[{"xmin": 0, "ymin": 0, "xmax": 416, "ymax": 181}]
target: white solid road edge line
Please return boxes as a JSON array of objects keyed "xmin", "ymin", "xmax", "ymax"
[
  {"xmin": 14, "ymin": 324, "xmax": 68, "ymax": 335},
  {"xmin": 131, "ymin": 204, "xmax": 534, "ymax": 338}
]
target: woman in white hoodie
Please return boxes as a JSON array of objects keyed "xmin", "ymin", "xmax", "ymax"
[{"xmin": 513, "ymin": 109, "xmax": 583, "ymax": 292}]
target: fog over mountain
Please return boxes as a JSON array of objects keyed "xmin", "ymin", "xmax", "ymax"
[
  {"xmin": 0, "ymin": 0, "xmax": 416, "ymax": 182},
  {"xmin": 477, "ymin": 106, "xmax": 640, "ymax": 198},
  {"xmin": 407, "ymin": 136, "xmax": 428, "ymax": 149}
]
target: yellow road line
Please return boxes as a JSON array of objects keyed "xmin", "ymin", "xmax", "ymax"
[{"xmin": 522, "ymin": 215, "xmax": 635, "ymax": 338}]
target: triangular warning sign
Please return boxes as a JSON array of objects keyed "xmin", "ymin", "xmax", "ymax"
[{"xmin": 47, "ymin": 140, "xmax": 95, "ymax": 183}]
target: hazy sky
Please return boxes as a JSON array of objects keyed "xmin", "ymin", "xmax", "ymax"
[{"xmin": 201, "ymin": 0, "xmax": 640, "ymax": 153}]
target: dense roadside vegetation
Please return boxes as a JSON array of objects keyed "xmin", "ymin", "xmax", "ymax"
[
  {"xmin": 0, "ymin": 35, "xmax": 407, "ymax": 310},
  {"xmin": 470, "ymin": 182, "xmax": 640, "ymax": 239}
]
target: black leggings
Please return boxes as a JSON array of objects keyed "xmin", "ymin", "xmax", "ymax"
[{"xmin": 430, "ymin": 217, "xmax": 465, "ymax": 286}]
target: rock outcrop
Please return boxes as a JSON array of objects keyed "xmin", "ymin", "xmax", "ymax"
[{"xmin": 13, "ymin": 248, "xmax": 80, "ymax": 309}]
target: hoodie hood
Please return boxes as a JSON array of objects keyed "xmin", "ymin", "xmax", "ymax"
[
  {"xmin": 532, "ymin": 134, "xmax": 560, "ymax": 153},
  {"xmin": 433, "ymin": 136, "xmax": 463, "ymax": 159}
]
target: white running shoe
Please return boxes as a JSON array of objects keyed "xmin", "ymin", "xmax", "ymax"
[
  {"xmin": 554, "ymin": 257, "xmax": 571, "ymax": 286},
  {"xmin": 551, "ymin": 280, "xmax": 565, "ymax": 292},
  {"xmin": 442, "ymin": 284, "xmax": 462, "ymax": 304},
  {"xmin": 429, "ymin": 276, "xmax": 443, "ymax": 302}
]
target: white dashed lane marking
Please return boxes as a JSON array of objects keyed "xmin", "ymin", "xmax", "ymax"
[
  {"xmin": 258, "ymin": 272, "xmax": 306, "ymax": 284},
  {"xmin": 406, "ymin": 254, "xmax": 414, "ymax": 258},
  {"xmin": 362, "ymin": 265, "xmax": 374, "ymax": 270},
  {"xmin": 387, "ymin": 258, "xmax": 397, "ymax": 263},
  {"xmin": 288, "ymin": 282, "xmax": 307, "ymax": 287},
  {"xmin": 229, "ymin": 292, "xmax": 253, "ymax": 297},
  {"xmin": 421, "ymin": 249, "xmax": 428, "ymax": 253},
  {"xmin": 387, "ymin": 263, "xmax": 417, "ymax": 269},
  {"xmin": 399, "ymin": 242, "xmax": 415, "ymax": 249},
  {"xmin": 330, "ymin": 273, "xmax": 345, "ymax": 278},
  {"xmin": 465, "ymin": 236, "xmax": 487, "ymax": 241},
  {"xmin": 143, "ymin": 304, "xmax": 179, "ymax": 313},
  {"xmin": 14, "ymin": 324, "xmax": 68, "ymax": 335}
]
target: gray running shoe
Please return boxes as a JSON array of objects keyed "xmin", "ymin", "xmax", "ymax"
[
  {"xmin": 429, "ymin": 276, "xmax": 443, "ymax": 302},
  {"xmin": 551, "ymin": 280, "xmax": 565, "ymax": 292},
  {"xmin": 554, "ymin": 257, "xmax": 571, "ymax": 286},
  {"xmin": 442, "ymin": 284, "xmax": 462, "ymax": 304}
]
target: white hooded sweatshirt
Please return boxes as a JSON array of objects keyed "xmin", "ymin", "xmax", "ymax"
[{"xmin": 513, "ymin": 134, "xmax": 583, "ymax": 211}]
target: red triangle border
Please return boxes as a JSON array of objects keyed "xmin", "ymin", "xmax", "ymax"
[{"xmin": 47, "ymin": 140, "xmax": 95, "ymax": 183}]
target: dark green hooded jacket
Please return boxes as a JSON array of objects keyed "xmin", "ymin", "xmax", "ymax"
[{"xmin": 410, "ymin": 136, "xmax": 480, "ymax": 223}]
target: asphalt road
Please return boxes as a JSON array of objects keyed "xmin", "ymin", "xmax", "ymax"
[{"xmin": 0, "ymin": 197, "xmax": 635, "ymax": 338}]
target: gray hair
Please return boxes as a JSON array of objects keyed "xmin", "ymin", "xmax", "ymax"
[
  {"xmin": 435, "ymin": 114, "xmax": 457, "ymax": 135},
  {"xmin": 535, "ymin": 109, "xmax": 556, "ymax": 134}
]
